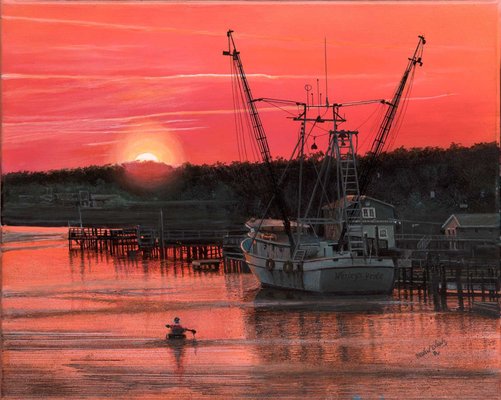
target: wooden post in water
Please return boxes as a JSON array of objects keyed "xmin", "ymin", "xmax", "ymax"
[
  {"xmin": 423, "ymin": 264, "xmax": 428, "ymax": 293},
  {"xmin": 465, "ymin": 263, "xmax": 470, "ymax": 295},
  {"xmin": 410, "ymin": 264, "xmax": 414, "ymax": 287},
  {"xmin": 440, "ymin": 265, "xmax": 447, "ymax": 295},
  {"xmin": 456, "ymin": 263, "xmax": 464, "ymax": 310},
  {"xmin": 160, "ymin": 210, "xmax": 165, "ymax": 260},
  {"xmin": 481, "ymin": 270, "xmax": 486, "ymax": 301},
  {"xmin": 430, "ymin": 266, "xmax": 440, "ymax": 310}
]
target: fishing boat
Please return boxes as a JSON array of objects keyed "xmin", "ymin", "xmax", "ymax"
[
  {"xmin": 241, "ymin": 219, "xmax": 395, "ymax": 294},
  {"xmin": 224, "ymin": 30, "xmax": 425, "ymax": 294}
]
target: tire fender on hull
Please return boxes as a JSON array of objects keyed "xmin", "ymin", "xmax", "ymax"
[{"xmin": 283, "ymin": 260, "xmax": 293, "ymax": 273}]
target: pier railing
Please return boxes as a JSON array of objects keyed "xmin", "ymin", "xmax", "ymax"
[{"xmin": 162, "ymin": 229, "xmax": 232, "ymax": 244}]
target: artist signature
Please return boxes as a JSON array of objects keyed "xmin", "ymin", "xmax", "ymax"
[{"xmin": 415, "ymin": 338, "xmax": 448, "ymax": 358}]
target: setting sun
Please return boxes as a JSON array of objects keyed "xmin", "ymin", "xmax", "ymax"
[
  {"xmin": 135, "ymin": 152, "xmax": 159, "ymax": 162},
  {"xmin": 115, "ymin": 121, "xmax": 185, "ymax": 167}
]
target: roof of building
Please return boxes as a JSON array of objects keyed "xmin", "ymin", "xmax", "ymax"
[{"xmin": 442, "ymin": 213, "xmax": 500, "ymax": 229}]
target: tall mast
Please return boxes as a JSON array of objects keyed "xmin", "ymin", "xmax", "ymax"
[{"xmin": 223, "ymin": 30, "xmax": 295, "ymax": 249}]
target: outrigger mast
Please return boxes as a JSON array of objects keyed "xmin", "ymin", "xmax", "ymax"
[
  {"xmin": 358, "ymin": 35, "xmax": 426, "ymax": 195},
  {"xmin": 336, "ymin": 35, "xmax": 426, "ymax": 250},
  {"xmin": 223, "ymin": 30, "xmax": 296, "ymax": 249}
]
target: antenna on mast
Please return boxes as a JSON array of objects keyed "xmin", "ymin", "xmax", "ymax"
[
  {"xmin": 316, "ymin": 78, "xmax": 320, "ymax": 107},
  {"xmin": 304, "ymin": 84, "xmax": 312, "ymax": 108},
  {"xmin": 324, "ymin": 37, "xmax": 329, "ymax": 106}
]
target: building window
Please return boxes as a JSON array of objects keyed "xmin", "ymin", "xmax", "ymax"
[
  {"xmin": 379, "ymin": 228, "xmax": 388, "ymax": 239},
  {"xmin": 362, "ymin": 207, "xmax": 376, "ymax": 219}
]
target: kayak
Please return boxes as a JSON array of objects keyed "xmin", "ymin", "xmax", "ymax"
[{"xmin": 167, "ymin": 333, "xmax": 186, "ymax": 340}]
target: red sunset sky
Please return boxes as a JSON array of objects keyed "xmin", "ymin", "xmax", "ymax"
[{"xmin": 1, "ymin": 1, "xmax": 499, "ymax": 172}]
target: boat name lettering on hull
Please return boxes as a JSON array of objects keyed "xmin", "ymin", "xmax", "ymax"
[{"xmin": 334, "ymin": 272, "xmax": 384, "ymax": 281}]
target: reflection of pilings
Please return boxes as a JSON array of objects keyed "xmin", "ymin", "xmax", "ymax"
[
  {"xmin": 163, "ymin": 244, "xmax": 223, "ymax": 262},
  {"xmin": 396, "ymin": 260, "xmax": 500, "ymax": 300},
  {"xmin": 396, "ymin": 260, "xmax": 501, "ymax": 313},
  {"xmin": 223, "ymin": 257, "xmax": 250, "ymax": 273}
]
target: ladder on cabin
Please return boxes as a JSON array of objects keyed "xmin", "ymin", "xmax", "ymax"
[
  {"xmin": 293, "ymin": 249, "xmax": 307, "ymax": 261},
  {"xmin": 334, "ymin": 130, "xmax": 365, "ymax": 255}
]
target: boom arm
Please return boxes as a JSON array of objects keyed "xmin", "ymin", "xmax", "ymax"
[
  {"xmin": 223, "ymin": 30, "xmax": 295, "ymax": 249},
  {"xmin": 358, "ymin": 35, "xmax": 426, "ymax": 195}
]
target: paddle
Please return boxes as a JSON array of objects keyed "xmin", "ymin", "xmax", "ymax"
[{"xmin": 165, "ymin": 325, "xmax": 197, "ymax": 336}]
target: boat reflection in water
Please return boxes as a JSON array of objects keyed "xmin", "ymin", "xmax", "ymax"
[
  {"xmin": 247, "ymin": 288, "xmax": 389, "ymax": 366},
  {"xmin": 165, "ymin": 337, "xmax": 198, "ymax": 375}
]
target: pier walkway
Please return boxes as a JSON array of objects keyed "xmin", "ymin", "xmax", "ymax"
[{"xmin": 68, "ymin": 226, "xmax": 248, "ymax": 272}]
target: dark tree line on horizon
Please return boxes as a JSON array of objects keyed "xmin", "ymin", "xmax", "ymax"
[{"xmin": 2, "ymin": 142, "xmax": 499, "ymax": 223}]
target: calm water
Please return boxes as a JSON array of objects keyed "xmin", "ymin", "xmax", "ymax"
[{"xmin": 1, "ymin": 226, "xmax": 499, "ymax": 399}]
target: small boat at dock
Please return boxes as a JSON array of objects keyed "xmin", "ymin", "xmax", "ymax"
[{"xmin": 191, "ymin": 259, "xmax": 221, "ymax": 271}]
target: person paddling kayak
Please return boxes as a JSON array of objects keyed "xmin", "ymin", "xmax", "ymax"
[{"xmin": 165, "ymin": 317, "xmax": 196, "ymax": 339}]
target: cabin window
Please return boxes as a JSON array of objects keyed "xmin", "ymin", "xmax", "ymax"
[
  {"xmin": 362, "ymin": 207, "xmax": 376, "ymax": 219},
  {"xmin": 379, "ymin": 228, "xmax": 388, "ymax": 239}
]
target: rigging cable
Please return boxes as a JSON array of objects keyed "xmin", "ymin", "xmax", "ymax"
[
  {"xmin": 385, "ymin": 66, "xmax": 416, "ymax": 152},
  {"xmin": 230, "ymin": 60, "xmax": 243, "ymax": 161},
  {"xmin": 356, "ymin": 103, "xmax": 386, "ymax": 152},
  {"xmin": 233, "ymin": 62, "xmax": 261, "ymax": 161}
]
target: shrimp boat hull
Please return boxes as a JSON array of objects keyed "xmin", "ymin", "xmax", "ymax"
[{"xmin": 244, "ymin": 250, "xmax": 395, "ymax": 294}]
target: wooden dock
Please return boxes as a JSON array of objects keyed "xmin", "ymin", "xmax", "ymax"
[
  {"xmin": 394, "ymin": 259, "xmax": 500, "ymax": 313},
  {"xmin": 395, "ymin": 260, "xmax": 499, "ymax": 295},
  {"xmin": 68, "ymin": 226, "xmax": 249, "ymax": 271},
  {"xmin": 68, "ymin": 227, "xmax": 139, "ymax": 255}
]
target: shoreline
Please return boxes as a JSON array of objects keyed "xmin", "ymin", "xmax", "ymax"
[{"xmin": 1, "ymin": 203, "xmax": 246, "ymax": 230}]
